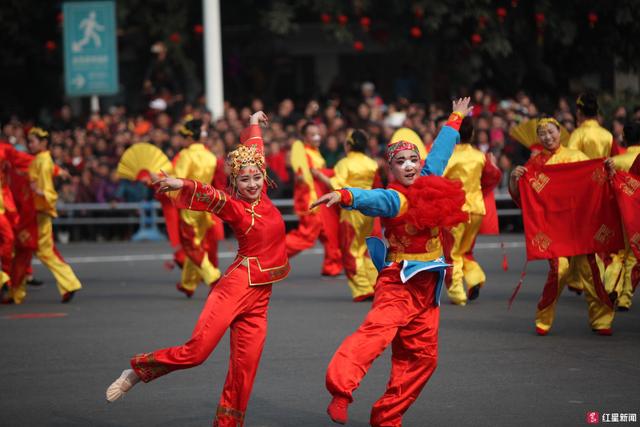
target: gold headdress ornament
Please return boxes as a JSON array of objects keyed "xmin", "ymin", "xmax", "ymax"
[
  {"xmin": 227, "ymin": 144, "xmax": 275, "ymax": 191},
  {"xmin": 346, "ymin": 130, "xmax": 356, "ymax": 146},
  {"xmin": 536, "ymin": 117, "xmax": 561, "ymax": 131},
  {"xmin": 29, "ymin": 127, "xmax": 49, "ymax": 138},
  {"xmin": 178, "ymin": 115, "xmax": 196, "ymax": 137},
  {"xmin": 576, "ymin": 95, "xmax": 585, "ymax": 107}
]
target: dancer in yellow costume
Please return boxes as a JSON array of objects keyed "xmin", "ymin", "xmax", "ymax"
[
  {"xmin": 510, "ymin": 118, "xmax": 615, "ymax": 335},
  {"xmin": 313, "ymin": 129, "xmax": 379, "ymax": 301},
  {"xmin": 605, "ymin": 122, "xmax": 640, "ymax": 311},
  {"xmin": 568, "ymin": 92, "xmax": 613, "ymax": 159},
  {"xmin": 173, "ymin": 119, "xmax": 221, "ymax": 297},
  {"xmin": 11, "ymin": 127, "xmax": 82, "ymax": 304},
  {"xmin": 444, "ymin": 117, "xmax": 501, "ymax": 305}
]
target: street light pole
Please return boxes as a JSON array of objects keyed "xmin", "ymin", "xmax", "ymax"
[{"xmin": 203, "ymin": 0, "xmax": 224, "ymax": 119}]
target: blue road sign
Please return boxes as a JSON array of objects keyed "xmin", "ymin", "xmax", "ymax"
[{"xmin": 63, "ymin": 1, "xmax": 118, "ymax": 96}]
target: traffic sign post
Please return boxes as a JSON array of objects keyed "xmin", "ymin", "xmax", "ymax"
[{"xmin": 63, "ymin": 1, "xmax": 119, "ymax": 97}]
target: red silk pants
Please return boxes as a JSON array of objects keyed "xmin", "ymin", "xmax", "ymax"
[
  {"xmin": 326, "ymin": 263, "xmax": 439, "ymax": 427},
  {"xmin": 131, "ymin": 266, "xmax": 272, "ymax": 427}
]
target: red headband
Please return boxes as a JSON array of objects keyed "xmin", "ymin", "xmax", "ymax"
[{"xmin": 386, "ymin": 140, "xmax": 419, "ymax": 162}]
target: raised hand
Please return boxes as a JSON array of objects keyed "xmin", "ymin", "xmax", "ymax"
[
  {"xmin": 153, "ymin": 170, "xmax": 184, "ymax": 193},
  {"xmin": 249, "ymin": 111, "xmax": 269, "ymax": 126},
  {"xmin": 310, "ymin": 192, "xmax": 341, "ymax": 209},
  {"xmin": 452, "ymin": 97, "xmax": 473, "ymax": 117}
]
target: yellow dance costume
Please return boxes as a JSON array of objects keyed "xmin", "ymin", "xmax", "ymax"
[
  {"xmin": 12, "ymin": 151, "xmax": 82, "ymax": 304},
  {"xmin": 174, "ymin": 143, "xmax": 222, "ymax": 293},
  {"xmin": 330, "ymin": 151, "xmax": 379, "ymax": 300},
  {"xmin": 605, "ymin": 146, "xmax": 640, "ymax": 309},
  {"xmin": 443, "ymin": 144, "xmax": 489, "ymax": 305}
]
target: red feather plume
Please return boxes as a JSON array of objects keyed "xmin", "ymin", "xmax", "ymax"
[{"xmin": 403, "ymin": 175, "xmax": 468, "ymax": 229}]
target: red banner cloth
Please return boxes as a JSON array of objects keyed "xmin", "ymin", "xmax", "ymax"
[
  {"xmin": 612, "ymin": 171, "xmax": 640, "ymax": 260},
  {"xmin": 479, "ymin": 192, "xmax": 499, "ymax": 235},
  {"xmin": 519, "ymin": 159, "xmax": 624, "ymax": 260}
]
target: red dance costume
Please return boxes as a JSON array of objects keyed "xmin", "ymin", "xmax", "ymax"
[
  {"xmin": 326, "ymin": 115, "xmax": 465, "ymax": 426},
  {"xmin": 130, "ymin": 125, "xmax": 289, "ymax": 427}
]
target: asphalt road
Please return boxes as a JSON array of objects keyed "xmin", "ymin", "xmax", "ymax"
[{"xmin": 1, "ymin": 235, "xmax": 638, "ymax": 427}]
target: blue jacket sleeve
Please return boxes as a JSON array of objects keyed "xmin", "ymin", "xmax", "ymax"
[
  {"xmin": 421, "ymin": 125, "xmax": 460, "ymax": 176},
  {"xmin": 342, "ymin": 188, "xmax": 401, "ymax": 218}
]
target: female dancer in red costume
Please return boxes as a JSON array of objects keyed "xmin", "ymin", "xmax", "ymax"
[
  {"xmin": 314, "ymin": 98, "xmax": 472, "ymax": 426},
  {"xmin": 106, "ymin": 111, "xmax": 289, "ymax": 427}
]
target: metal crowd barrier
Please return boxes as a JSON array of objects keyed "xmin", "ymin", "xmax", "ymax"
[
  {"xmin": 54, "ymin": 194, "xmax": 520, "ymax": 227},
  {"xmin": 54, "ymin": 195, "xmax": 522, "ymax": 242}
]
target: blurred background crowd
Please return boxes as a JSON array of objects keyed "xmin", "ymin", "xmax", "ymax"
[{"xmin": 5, "ymin": 83, "xmax": 640, "ymax": 210}]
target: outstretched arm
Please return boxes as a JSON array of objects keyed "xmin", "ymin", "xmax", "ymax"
[
  {"xmin": 153, "ymin": 171, "xmax": 241, "ymax": 222},
  {"xmin": 311, "ymin": 188, "xmax": 406, "ymax": 218},
  {"xmin": 421, "ymin": 97, "xmax": 472, "ymax": 177}
]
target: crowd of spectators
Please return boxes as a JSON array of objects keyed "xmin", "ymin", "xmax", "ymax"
[{"xmin": 2, "ymin": 84, "xmax": 639, "ymax": 239}]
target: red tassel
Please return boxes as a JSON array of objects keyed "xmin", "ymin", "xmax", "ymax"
[
  {"xmin": 508, "ymin": 261, "xmax": 528, "ymax": 310},
  {"xmin": 501, "ymin": 241, "xmax": 509, "ymax": 271}
]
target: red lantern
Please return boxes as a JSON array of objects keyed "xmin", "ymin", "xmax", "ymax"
[
  {"xmin": 535, "ymin": 12, "xmax": 545, "ymax": 26},
  {"xmin": 511, "ymin": 0, "xmax": 518, "ymax": 7},
  {"xmin": 497, "ymin": 7, "xmax": 507, "ymax": 22},
  {"xmin": 169, "ymin": 32, "xmax": 181, "ymax": 43},
  {"xmin": 56, "ymin": 12, "xmax": 64, "ymax": 24},
  {"xmin": 360, "ymin": 16, "xmax": 371, "ymax": 29},
  {"xmin": 193, "ymin": 24, "xmax": 203, "ymax": 35},
  {"xmin": 410, "ymin": 26, "xmax": 422, "ymax": 39},
  {"xmin": 588, "ymin": 12, "xmax": 598, "ymax": 28},
  {"xmin": 414, "ymin": 7, "xmax": 424, "ymax": 19},
  {"xmin": 353, "ymin": 40, "xmax": 364, "ymax": 51},
  {"xmin": 471, "ymin": 33, "xmax": 482, "ymax": 45},
  {"xmin": 45, "ymin": 40, "xmax": 57, "ymax": 51},
  {"xmin": 338, "ymin": 14, "xmax": 348, "ymax": 26},
  {"xmin": 478, "ymin": 15, "xmax": 488, "ymax": 29},
  {"xmin": 320, "ymin": 13, "xmax": 331, "ymax": 24}
]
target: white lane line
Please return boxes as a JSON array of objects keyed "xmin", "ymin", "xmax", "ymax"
[{"xmin": 33, "ymin": 241, "xmax": 525, "ymax": 265}]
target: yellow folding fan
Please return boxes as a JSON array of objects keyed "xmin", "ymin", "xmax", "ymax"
[{"xmin": 116, "ymin": 143, "xmax": 174, "ymax": 181}]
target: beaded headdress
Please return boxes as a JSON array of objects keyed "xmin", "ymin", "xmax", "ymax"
[{"xmin": 227, "ymin": 144, "xmax": 275, "ymax": 191}]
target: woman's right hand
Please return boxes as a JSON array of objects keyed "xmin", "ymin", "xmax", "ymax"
[
  {"xmin": 510, "ymin": 166, "xmax": 528, "ymax": 181},
  {"xmin": 153, "ymin": 170, "xmax": 184, "ymax": 193},
  {"xmin": 310, "ymin": 191, "xmax": 341, "ymax": 209}
]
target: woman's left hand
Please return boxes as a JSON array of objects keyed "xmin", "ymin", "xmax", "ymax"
[{"xmin": 250, "ymin": 111, "xmax": 268, "ymax": 126}]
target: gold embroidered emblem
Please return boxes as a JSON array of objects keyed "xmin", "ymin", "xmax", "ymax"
[
  {"xmin": 195, "ymin": 192, "xmax": 211, "ymax": 203},
  {"xmin": 405, "ymin": 223, "xmax": 418, "ymax": 235},
  {"xmin": 425, "ymin": 237, "xmax": 440, "ymax": 253},
  {"xmin": 591, "ymin": 167, "xmax": 608, "ymax": 185},
  {"xmin": 594, "ymin": 224, "xmax": 614, "ymax": 244},
  {"xmin": 528, "ymin": 172, "xmax": 550, "ymax": 193},
  {"xmin": 619, "ymin": 176, "xmax": 640, "ymax": 196},
  {"xmin": 531, "ymin": 232, "xmax": 552, "ymax": 252},
  {"xmin": 18, "ymin": 230, "xmax": 32, "ymax": 244},
  {"xmin": 388, "ymin": 233, "xmax": 411, "ymax": 251}
]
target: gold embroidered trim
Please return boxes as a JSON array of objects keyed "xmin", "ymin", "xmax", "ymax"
[{"xmin": 188, "ymin": 180, "xmax": 197, "ymax": 209}]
